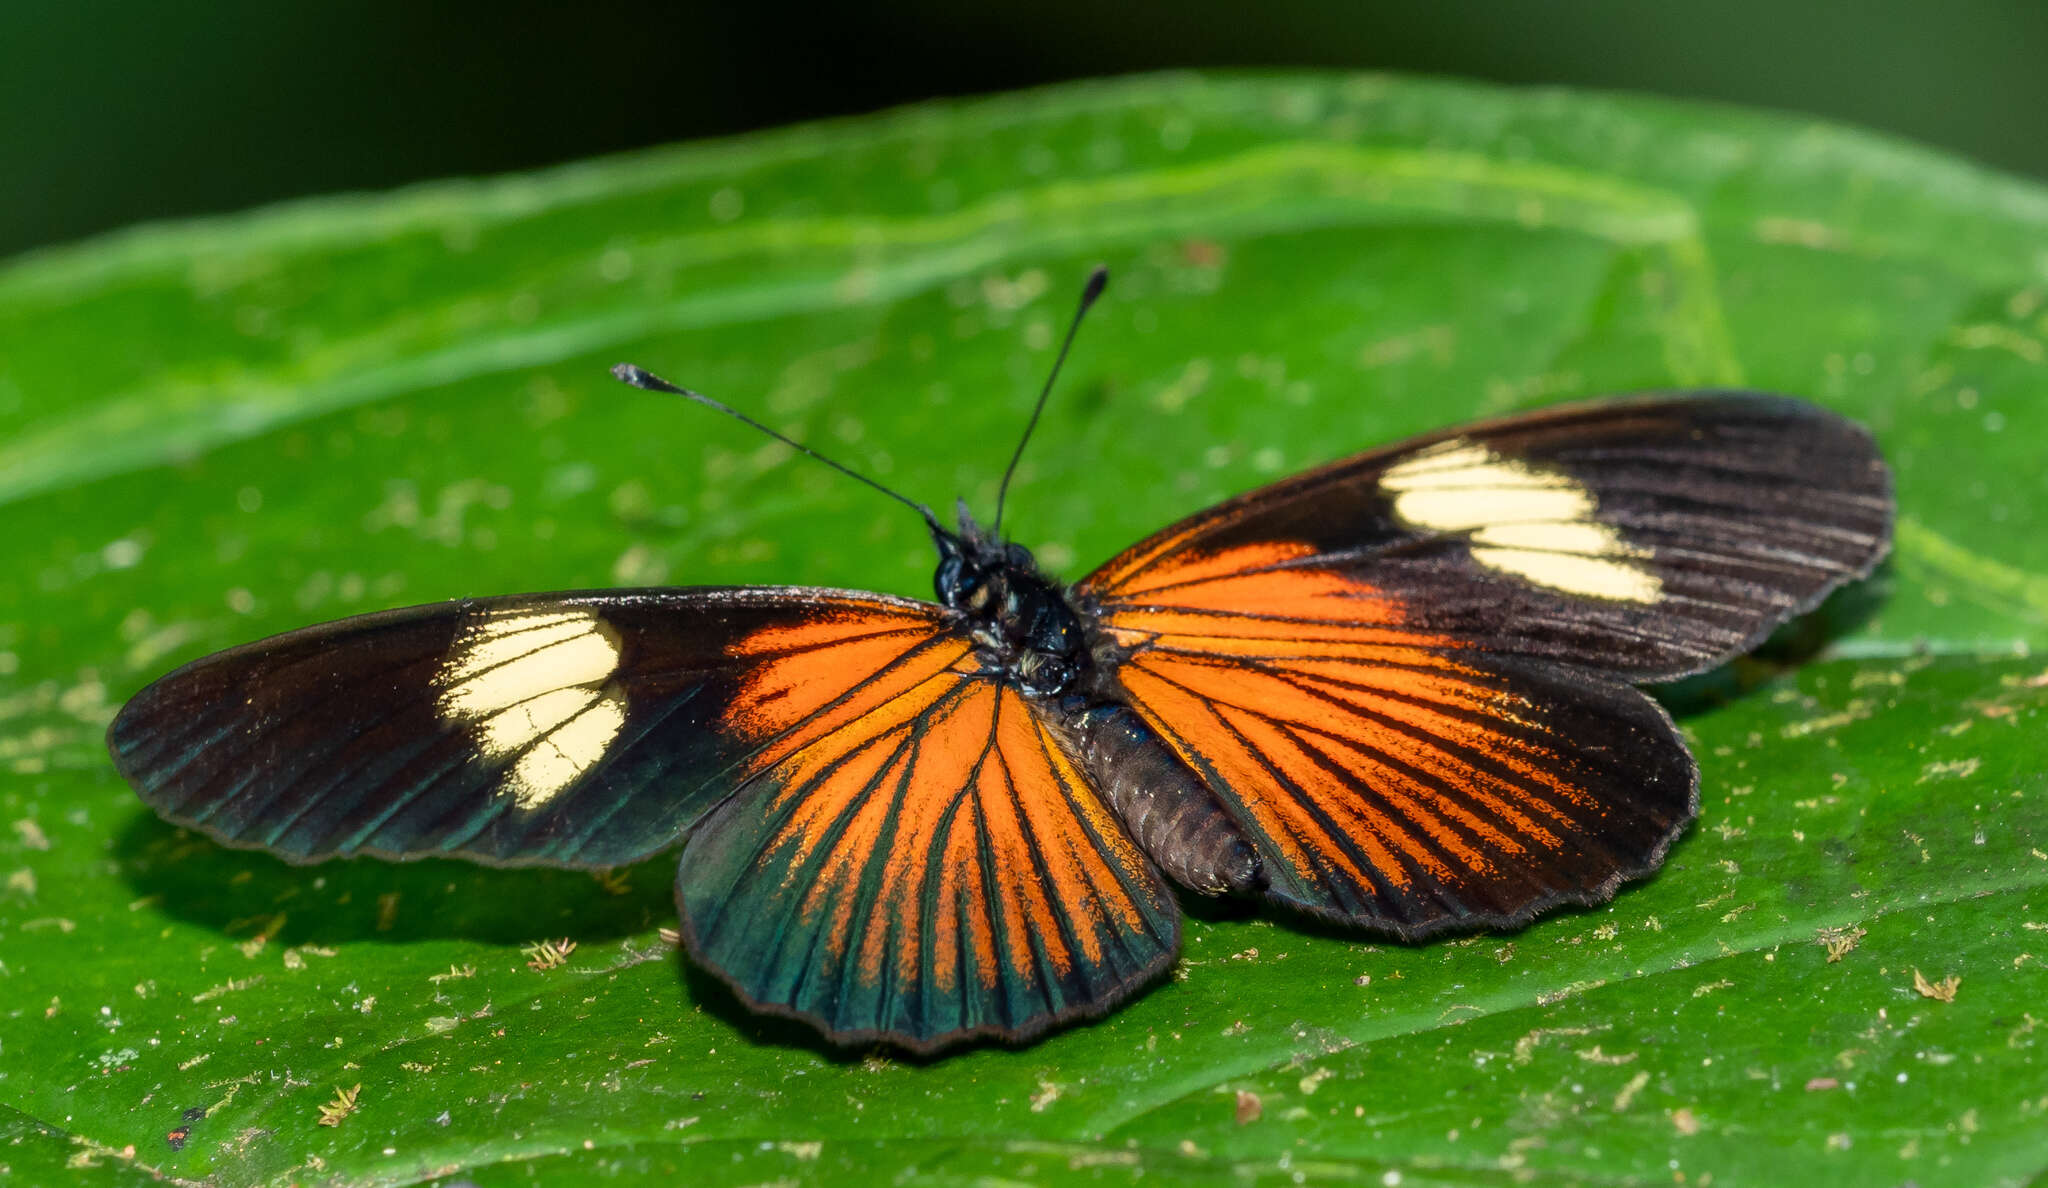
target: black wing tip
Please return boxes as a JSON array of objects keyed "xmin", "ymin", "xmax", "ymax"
[
  {"xmin": 1500, "ymin": 388, "xmax": 1887, "ymax": 445},
  {"xmin": 1571, "ymin": 387, "xmax": 1898, "ymax": 683},
  {"xmin": 104, "ymin": 702, "xmax": 146, "ymax": 766}
]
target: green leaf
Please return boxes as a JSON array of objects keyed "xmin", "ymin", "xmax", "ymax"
[{"xmin": 2, "ymin": 73, "xmax": 2043, "ymax": 1186}]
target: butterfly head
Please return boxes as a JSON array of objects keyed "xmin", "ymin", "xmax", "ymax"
[{"xmin": 932, "ymin": 500, "xmax": 1087, "ymax": 696}]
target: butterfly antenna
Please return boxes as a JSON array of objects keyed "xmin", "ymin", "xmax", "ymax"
[
  {"xmin": 992, "ymin": 266, "xmax": 1108, "ymax": 534},
  {"xmin": 611, "ymin": 363, "xmax": 944, "ymax": 536}
]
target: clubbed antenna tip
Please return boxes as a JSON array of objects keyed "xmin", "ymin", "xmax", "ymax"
[
  {"xmin": 612, "ymin": 363, "xmax": 667, "ymax": 390},
  {"xmin": 1081, "ymin": 265, "xmax": 1108, "ymax": 306}
]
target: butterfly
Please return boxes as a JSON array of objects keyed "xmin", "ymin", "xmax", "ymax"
[{"xmin": 109, "ymin": 269, "xmax": 1894, "ymax": 1053}]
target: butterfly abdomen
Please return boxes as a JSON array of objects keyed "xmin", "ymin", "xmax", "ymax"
[{"xmin": 1058, "ymin": 702, "xmax": 1262, "ymax": 896}]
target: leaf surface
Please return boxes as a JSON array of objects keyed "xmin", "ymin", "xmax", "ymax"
[{"xmin": 1, "ymin": 74, "xmax": 2043, "ymax": 1186}]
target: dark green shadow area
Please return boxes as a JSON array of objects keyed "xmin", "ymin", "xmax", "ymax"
[{"xmin": 112, "ymin": 813, "xmax": 676, "ymax": 947}]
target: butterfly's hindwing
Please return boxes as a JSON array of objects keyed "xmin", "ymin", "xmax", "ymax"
[
  {"xmin": 674, "ymin": 606, "xmax": 1178, "ymax": 1050},
  {"xmin": 1112, "ymin": 642, "xmax": 1695, "ymax": 933}
]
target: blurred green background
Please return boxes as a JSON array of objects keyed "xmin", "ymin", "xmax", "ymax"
[{"xmin": 6, "ymin": 0, "xmax": 2047, "ymax": 261}]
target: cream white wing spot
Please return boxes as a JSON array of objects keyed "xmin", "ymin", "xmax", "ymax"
[
  {"xmin": 1380, "ymin": 438, "xmax": 1663, "ymax": 603},
  {"xmin": 436, "ymin": 609, "xmax": 627, "ymax": 810}
]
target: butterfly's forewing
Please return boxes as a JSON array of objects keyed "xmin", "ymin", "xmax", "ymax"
[
  {"xmin": 110, "ymin": 588, "xmax": 941, "ymax": 868},
  {"xmin": 1087, "ymin": 393, "xmax": 1893, "ymax": 681},
  {"xmin": 674, "ymin": 606, "xmax": 1178, "ymax": 1051},
  {"xmin": 1079, "ymin": 393, "xmax": 1892, "ymax": 935}
]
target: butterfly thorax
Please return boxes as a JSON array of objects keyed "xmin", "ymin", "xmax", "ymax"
[
  {"xmin": 933, "ymin": 508, "xmax": 1264, "ymax": 897},
  {"xmin": 933, "ymin": 509, "xmax": 1087, "ymax": 697}
]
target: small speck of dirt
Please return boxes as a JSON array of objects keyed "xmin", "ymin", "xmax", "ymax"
[
  {"xmin": 1234, "ymin": 1090, "xmax": 1262, "ymax": 1125},
  {"xmin": 1817, "ymin": 925, "xmax": 1866, "ymax": 963}
]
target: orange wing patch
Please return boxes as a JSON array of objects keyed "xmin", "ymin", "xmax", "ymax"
[
  {"xmin": 1096, "ymin": 541, "xmax": 1425, "ymax": 659},
  {"xmin": 1091, "ymin": 546, "xmax": 1697, "ymax": 935},
  {"xmin": 678, "ymin": 612, "xmax": 1177, "ymax": 1051},
  {"xmin": 719, "ymin": 605, "xmax": 967, "ymax": 758}
]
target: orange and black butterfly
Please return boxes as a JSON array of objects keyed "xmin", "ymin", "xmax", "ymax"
[{"xmin": 110, "ymin": 269, "xmax": 1893, "ymax": 1052}]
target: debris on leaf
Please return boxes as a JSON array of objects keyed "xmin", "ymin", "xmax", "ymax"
[
  {"xmin": 316, "ymin": 1084, "xmax": 360, "ymax": 1128},
  {"xmin": 1234, "ymin": 1089, "xmax": 1262, "ymax": 1125},
  {"xmin": 1612, "ymin": 1071, "xmax": 1650, "ymax": 1111},
  {"xmin": 192, "ymin": 975, "xmax": 264, "ymax": 1003},
  {"xmin": 523, "ymin": 938, "xmax": 577, "ymax": 970},
  {"xmin": 1817, "ymin": 924, "xmax": 1866, "ymax": 963},
  {"xmin": 1534, "ymin": 979, "xmax": 1606, "ymax": 1006},
  {"xmin": 1512, "ymin": 1025, "xmax": 1598, "ymax": 1064},
  {"xmin": 1912, "ymin": 968, "xmax": 1960, "ymax": 1002},
  {"xmin": 1613, "ymin": 1065, "xmax": 1646, "ymax": 1114}
]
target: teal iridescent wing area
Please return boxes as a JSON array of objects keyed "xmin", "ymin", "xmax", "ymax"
[{"xmin": 107, "ymin": 587, "xmax": 945, "ymax": 868}]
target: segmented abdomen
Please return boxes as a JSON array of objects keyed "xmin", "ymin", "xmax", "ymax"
[{"xmin": 1058, "ymin": 702, "xmax": 1261, "ymax": 896}]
